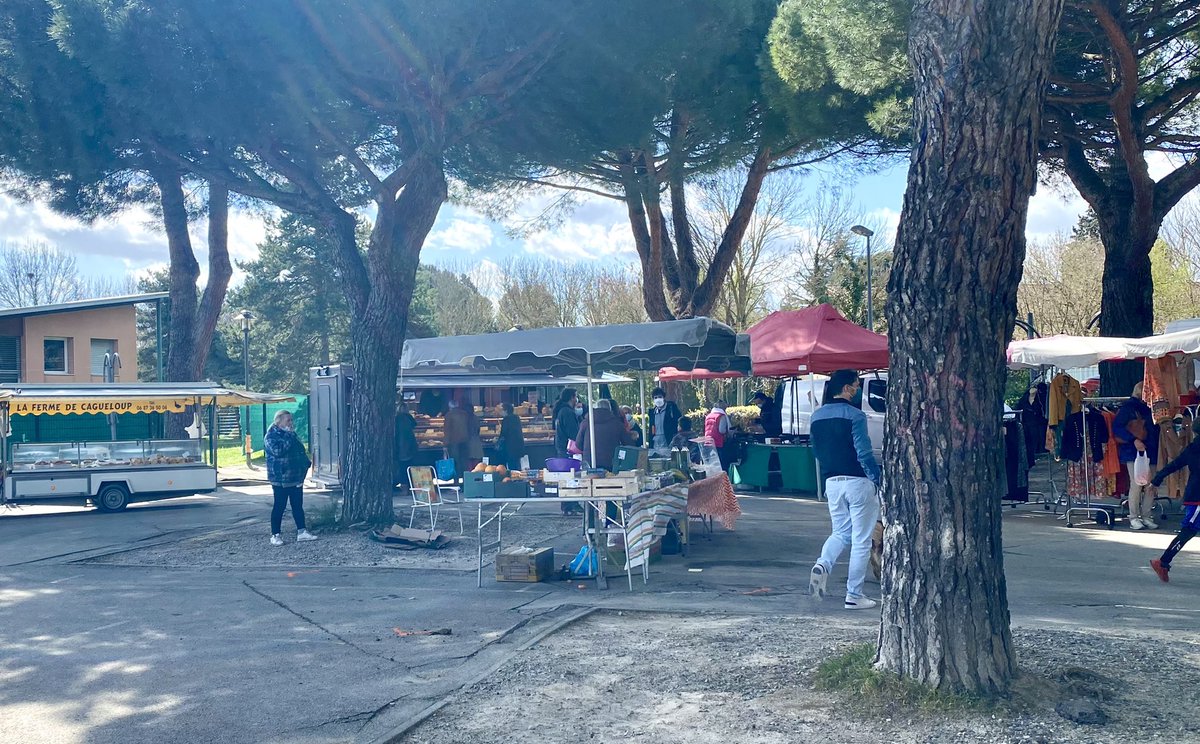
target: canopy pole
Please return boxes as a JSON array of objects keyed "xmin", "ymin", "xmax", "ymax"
[
  {"xmin": 809, "ymin": 371, "xmax": 824, "ymax": 502},
  {"xmin": 639, "ymin": 370, "xmax": 647, "ymax": 450},
  {"xmin": 587, "ymin": 353, "xmax": 597, "ymax": 467}
]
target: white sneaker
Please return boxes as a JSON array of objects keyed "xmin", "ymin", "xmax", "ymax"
[
  {"xmin": 1142, "ymin": 518, "xmax": 1158, "ymax": 530},
  {"xmin": 1129, "ymin": 518, "xmax": 1146, "ymax": 530},
  {"xmin": 296, "ymin": 530, "xmax": 318, "ymax": 542},
  {"xmin": 809, "ymin": 564, "xmax": 828, "ymax": 600},
  {"xmin": 844, "ymin": 596, "xmax": 879, "ymax": 610},
  {"xmin": 270, "ymin": 534, "xmax": 284, "ymax": 546}
]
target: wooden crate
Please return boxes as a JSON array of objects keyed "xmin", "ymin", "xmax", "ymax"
[
  {"xmin": 557, "ymin": 478, "xmax": 593, "ymax": 499},
  {"xmin": 591, "ymin": 476, "xmax": 640, "ymax": 498},
  {"xmin": 495, "ymin": 547, "xmax": 554, "ymax": 582}
]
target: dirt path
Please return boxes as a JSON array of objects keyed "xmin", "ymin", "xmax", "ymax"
[{"xmin": 405, "ymin": 611, "xmax": 1200, "ymax": 744}]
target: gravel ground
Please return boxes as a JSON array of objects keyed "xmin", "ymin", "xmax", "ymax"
[
  {"xmin": 86, "ymin": 508, "xmax": 579, "ymax": 571},
  {"xmin": 407, "ymin": 612, "xmax": 1200, "ymax": 744}
]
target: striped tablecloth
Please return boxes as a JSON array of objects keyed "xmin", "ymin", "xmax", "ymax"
[
  {"xmin": 687, "ymin": 473, "xmax": 740, "ymax": 530},
  {"xmin": 625, "ymin": 483, "xmax": 689, "ymax": 570}
]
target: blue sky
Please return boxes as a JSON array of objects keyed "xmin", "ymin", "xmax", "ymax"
[{"xmin": 0, "ymin": 159, "xmax": 1094, "ymax": 288}]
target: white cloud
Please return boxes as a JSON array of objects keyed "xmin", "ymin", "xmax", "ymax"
[
  {"xmin": 521, "ymin": 220, "xmax": 636, "ymax": 261},
  {"xmin": 0, "ymin": 192, "xmax": 271, "ymax": 287},
  {"xmin": 427, "ymin": 218, "xmax": 494, "ymax": 253}
]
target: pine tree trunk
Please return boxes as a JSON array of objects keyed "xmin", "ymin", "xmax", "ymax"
[
  {"xmin": 1098, "ymin": 207, "xmax": 1157, "ymax": 397},
  {"xmin": 338, "ymin": 159, "xmax": 448, "ymax": 526},
  {"xmin": 877, "ymin": 0, "xmax": 1064, "ymax": 695}
]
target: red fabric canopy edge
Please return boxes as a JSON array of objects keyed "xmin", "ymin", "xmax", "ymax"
[{"xmin": 748, "ymin": 304, "xmax": 888, "ymax": 377}]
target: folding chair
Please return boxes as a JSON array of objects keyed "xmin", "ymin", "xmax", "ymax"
[{"xmin": 406, "ymin": 466, "xmax": 464, "ymax": 534}]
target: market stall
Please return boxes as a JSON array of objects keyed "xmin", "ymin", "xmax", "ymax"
[
  {"xmin": 402, "ymin": 318, "xmax": 750, "ymax": 588},
  {"xmin": 396, "ymin": 368, "xmax": 630, "ymax": 468},
  {"xmin": 1005, "ymin": 331, "xmax": 1196, "ymax": 527},
  {"xmin": 0, "ymin": 383, "xmax": 293, "ymax": 511},
  {"xmin": 741, "ymin": 305, "xmax": 889, "ymax": 494}
]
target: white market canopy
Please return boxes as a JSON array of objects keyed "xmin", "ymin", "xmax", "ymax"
[
  {"xmin": 1125, "ymin": 327, "xmax": 1200, "ymax": 359},
  {"xmin": 1007, "ymin": 335, "xmax": 1135, "ymax": 369},
  {"xmin": 0, "ymin": 383, "xmax": 294, "ymax": 416},
  {"xmin": 1007, "ymin": 328, "xmax": 1200, "ymax": 369}
]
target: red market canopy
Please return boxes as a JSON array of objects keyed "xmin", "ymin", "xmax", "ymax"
[
  {"xmin": 657, "ymin": 366, "xmax": 746, "ymax": 382},
  {"xmin": 748, "ymin": 304, "xmax": 888, "ymax": 377}
]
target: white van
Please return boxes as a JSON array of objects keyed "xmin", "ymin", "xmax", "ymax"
[{"xmin": 779, "ymin": 372, "xmax": 887, "ymax": 454}]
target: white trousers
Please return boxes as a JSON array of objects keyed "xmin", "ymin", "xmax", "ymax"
[{"xmin": 817, "ymin": 475, "xmax": 880, "ymax": 599}]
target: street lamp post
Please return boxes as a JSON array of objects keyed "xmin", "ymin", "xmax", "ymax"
[
  {"xmin": 850, "ymin": 225, "xmax": 875, "ymax": 331},
  {"xmin": 234, "ymin": 311, "xmax": 254, "ymax": 466}
]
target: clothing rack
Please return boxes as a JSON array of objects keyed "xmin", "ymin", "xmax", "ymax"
[{"xmin": 1061, "ymin": 396, "xmax": 1125, "ymax": 528}]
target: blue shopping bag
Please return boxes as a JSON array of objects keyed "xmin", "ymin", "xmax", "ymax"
[
  {"xmin": 568, "ymin": 545, "xmax": 598, "ymax": 578},
  {"xmin": 434, "ymin": 458, "xmax": 456, "ymax": 481}
]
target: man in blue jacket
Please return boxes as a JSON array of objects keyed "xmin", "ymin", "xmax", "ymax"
[
  {"xmin": 1114, "ymin": 382, "xmax": 1160, "ymax": 530},
  {"xmin": 808, "ymin": 369, "xmax": 881, "ymax": 610}
]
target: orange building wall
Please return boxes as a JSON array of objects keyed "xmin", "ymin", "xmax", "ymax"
[{"xmin": 21, "ymin": 306, "xmax": 137, "ymax": 383}]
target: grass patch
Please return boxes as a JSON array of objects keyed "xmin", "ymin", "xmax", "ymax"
[
  {"xmin": 216, "ymin": 444, "xmax": 265, "ymax": 468},
  {"xmin": 814, "ymin": 644, "xmax": 988, "ymax": 714}
]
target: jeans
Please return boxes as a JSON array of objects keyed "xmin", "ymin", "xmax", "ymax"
[
  {"xmin": 271, "ymin": 485, "xmax": 306, "ymax": 534},
  {"xmin": 817, "ymin": 476, "xmax": 880, "ymax": 599},
  {"xmin": 1126, "ymin": 461, "xmax": 1157, "ymax": 519}
]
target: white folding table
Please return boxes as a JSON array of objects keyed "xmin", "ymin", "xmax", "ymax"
[{"xmin": 470, "ymin": 495, "xmax": 634, "ymax": 590}]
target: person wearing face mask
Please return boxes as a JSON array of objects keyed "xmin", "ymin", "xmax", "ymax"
[
  {"xmin": 648, "ymin": 387, "xmax": 682, "ymax": 452},
  {"xmin": 263, "ymin": 410, "xmax": 317, "ymax": 546},
  {"xmin": 620, "ymin": 405, "xmax": 643, "ymax": 446}
]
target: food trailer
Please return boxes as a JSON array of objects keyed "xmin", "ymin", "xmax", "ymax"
[{"xmin": 0, "ymin": 383, "xmax": 293, "ymax": 511}]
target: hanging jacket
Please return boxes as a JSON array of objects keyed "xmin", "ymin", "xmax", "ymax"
[
  {"xmin": 1059, "ymin": 408, "xmax": 1107, "ymax": 464},
  {"xmin": 1144, "ymin": 356, "xmax": 1180, "ymax": 424},
  {"xmin": 1048, "ymin": 373, "xmax": 1082, "ymax": 428}
]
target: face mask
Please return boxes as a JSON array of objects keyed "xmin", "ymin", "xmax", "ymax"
[
  {"xmin": 626, "ymin": 414, "xmax": 633, "ymax": 423},
  {"xmin": 575, "ymin": 406, "xmax": 584, "ymax": 416},
  {"xmin": 653, "ymin": 398, "xmax": 665, "ymax": 407}
]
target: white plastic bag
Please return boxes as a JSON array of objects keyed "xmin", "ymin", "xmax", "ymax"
[{"xmin": 1133, "ymin": 451, "xmax": 1152, "ymax": 486}]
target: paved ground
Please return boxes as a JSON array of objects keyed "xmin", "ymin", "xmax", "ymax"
[{"xmin": 0, "ymin": 482, "xmax": 1196, "ymax": 743}]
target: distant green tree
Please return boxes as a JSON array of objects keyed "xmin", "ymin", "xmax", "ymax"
[{"xmin": 135, "ymin": 270, "xmax": 239, "ymax": 384}]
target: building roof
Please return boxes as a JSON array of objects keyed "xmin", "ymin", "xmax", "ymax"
[{"xmin": 0, "ymin": 293, "xmax": 169, "ymax": 319}]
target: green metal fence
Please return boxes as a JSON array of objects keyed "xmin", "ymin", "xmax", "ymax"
[{"xmin": 238, "ymin": 396, "xmax": 309, "ymax": 450}]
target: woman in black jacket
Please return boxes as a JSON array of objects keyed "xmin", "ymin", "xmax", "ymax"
[
  {"xmin": 552, "ymin": 388, "xmax": 582, "ymax": 515},
  {"xmin": 553, "ymin": 388, "xmax": 581, "ymax": 458}
]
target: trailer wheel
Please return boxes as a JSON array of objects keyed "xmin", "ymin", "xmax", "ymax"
[{"xmin": 95, "ymin": 484, "xmax": 130, "ymax": 512}]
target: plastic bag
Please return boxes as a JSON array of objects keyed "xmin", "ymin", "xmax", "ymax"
[
  {"xmin": 434, "ymin": 458, "xmax": 456, "ymax": 482},
  {"xmin": 567, "ymin": 439, "xmax": 583, "ymax": 456},
  {"xmin": 1133, "ymin": 451, "xmax": 1151, "ymax": 486},
  {"xmin": 568, "ymin": 545, "xmax": 598, "ymax": 578}
]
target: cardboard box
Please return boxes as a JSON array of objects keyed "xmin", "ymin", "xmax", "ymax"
[
  {"xmin": 495, "ymin": 547, "xmax": 554, "ymax": 582},
  {"xmin": 613, "ymin": 446, "xmax": 648, "ymax": 473}
]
